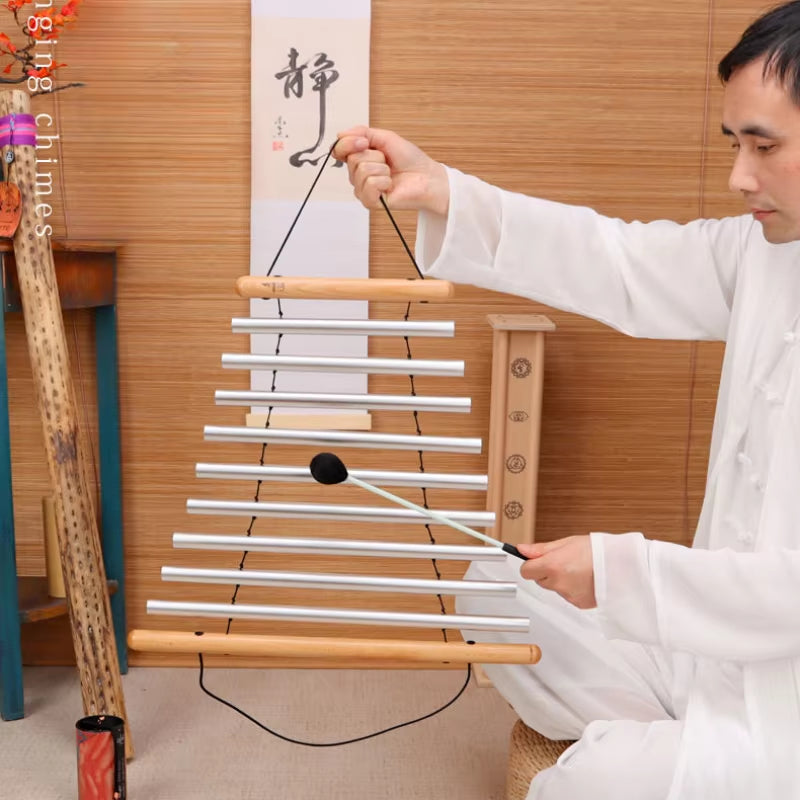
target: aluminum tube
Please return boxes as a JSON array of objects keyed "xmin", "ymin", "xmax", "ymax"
[
  {"xmin": 172, "ymin": 533, "xmax": 507, "ymax": 561},
  {"xmin": 186, "ymin": 499, "xmax": 496, "ymax": 528},
  {"xmin": 221, "ymin": 353, "xmax": 464, "ymax": 377},
  {"xmin": 214, "ymin": 390, "xmax": 471, "ymax": 413},
  {"xmin": 195, "ymin": 463, "xmax": 488, "ymax": 491},
  {"xmin": 231, "ymin": 318, "xmax": 455, "ymax": 337},
  {"xmin": 146, "ymin": 600, "xmax": 530, "ymax": 632},
  {"xmin": 203, "ymin": 425, "xmax": 482, "ymax": 454},
  {"xmin": 161, "ymin": 566, "xmax": 516, "ymax": 597}
]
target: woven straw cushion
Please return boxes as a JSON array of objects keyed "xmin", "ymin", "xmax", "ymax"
[{"xmin": 505, "ymin": 719, "xmax": 575, "ymax": 800}]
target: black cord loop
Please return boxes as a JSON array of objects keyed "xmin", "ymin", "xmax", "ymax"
[
  {"xmin": 200, "ymin": 139, "xmax": 471, "ymax": 747},
  {"xmin": 199, "ymin": 654, "xmax": 471, "ymax": 747}
]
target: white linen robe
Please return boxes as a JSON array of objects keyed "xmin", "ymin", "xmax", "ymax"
[{"xmin": 415, "ymin": 167, "xmax": 800, "ymax": 800}]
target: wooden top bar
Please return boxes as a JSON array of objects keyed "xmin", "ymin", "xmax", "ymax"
[{"xmin": 236, "ymin": 276, "xmax": 455, "ymax": 301}]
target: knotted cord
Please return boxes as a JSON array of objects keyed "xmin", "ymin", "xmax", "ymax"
[{"xmin": 201, "ymin": 140, "xmax": 472, "ymax": 745}]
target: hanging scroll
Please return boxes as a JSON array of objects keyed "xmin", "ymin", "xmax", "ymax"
[{"xmin": 249, "ymin": 0, "xmax": 371, "ymax": 429}]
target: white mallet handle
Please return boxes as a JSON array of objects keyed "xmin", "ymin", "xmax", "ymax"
[{"xmin": 346, "ymin": 475, "xmax": 526, "ymax": 559}]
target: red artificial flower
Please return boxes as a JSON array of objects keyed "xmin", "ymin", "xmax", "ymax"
[
  {"xmin": 0, "ymin": 32, "xmax": 16, "ymax": 53},
  {"xmin": 27, "ymin": 62, "xmax": 66, "ymax": 79},
  {"xmin": 60, "ymin": 0, "xmax": 81, "ymax": 17},
  {"xmin": 26, "ymin": 12, "xmax": 53, "ymax": 40},
  {"xmin": 1, "ymin": 0, "xmax": 81, "ymax": 83}
]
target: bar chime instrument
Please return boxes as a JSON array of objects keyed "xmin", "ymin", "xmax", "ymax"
[{"xmin": 128, "ymin": 151, "xmax": 541, "ymax": 677}]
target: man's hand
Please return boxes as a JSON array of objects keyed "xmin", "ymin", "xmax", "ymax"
[
  {"xmin": 333, "ymin": 126, "xmax": 450, "ymax": 215},
  {"xmin": 517, "ymin": 536, "xmax": 597, "ymax": 609}
]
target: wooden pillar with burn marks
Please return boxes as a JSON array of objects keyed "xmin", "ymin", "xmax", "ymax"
[
  {"xmin": 486, "ymin": 314, "xmax": 556, "ymax": 546},
  {"xmin": 0, "ymin": 91, "xmax": 131, "ymax": 755}
]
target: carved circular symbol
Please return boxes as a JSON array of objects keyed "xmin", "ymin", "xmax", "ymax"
[
  {"xmin": 508, "ymin": 410, "xmax": 530, "ymax": 423},
  {"xmin": 511, "ymin": 358, "xmax": 532, "ymax": 379},
  {"xmin": 506, "ymin": 454, "xmax": 527, "ymax": 474},
  {"xmin": 504, "ymin": 501, "xmax": 524, "ymax": 520}
]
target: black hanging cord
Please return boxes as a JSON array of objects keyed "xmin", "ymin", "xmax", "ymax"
[
  {"xmin": 402, "ymin": 300, "xmax": 449, "ymax": 642},
  {"xmin": 224, "ymin": 297, "xmax": 283, "ymax": 634},
  {"xmin": 268, "ymin": 139, "xmax": 425, "ymax": 279},
  {"xmin": 201, "ymin": 139, "xmax": 472, "ymax": 745},
  {"xmin": 380, "ymin": 195, "xmax": 424, "ymax": 279},
  {"xmin": 199, "ymin": 654, "xmax": 472, "ymax": 747},
  {"xmin": 267, "ymin": 145, "xmax": 337, "ymax": 276}
]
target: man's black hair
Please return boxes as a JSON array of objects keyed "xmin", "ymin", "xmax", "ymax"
[{"xmin": 719, "ymin": 1, "xmax": 800, "ymax": 102}]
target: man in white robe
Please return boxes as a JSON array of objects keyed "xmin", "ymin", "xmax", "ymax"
[{"xmin": 334, "ymin": 3, "xmax": 800, "ymax": 798}]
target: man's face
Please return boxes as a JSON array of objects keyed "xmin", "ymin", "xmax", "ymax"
[{"xmin": 723, "ymin": 58, "xmax": 800, "ymax": 243}]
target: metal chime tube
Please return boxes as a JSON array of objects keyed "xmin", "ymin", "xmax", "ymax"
[
  {"xmin": 204, "ymin": 425, "xmax": 482, "ymax": 453},
  {"xmin": 214, "ymin": 390, "xmax": 471, "ymax": 413},
  {"xmin": 221, "ymin": 353, "xmax": 464, "ymax": 376},
  {"xmin": 147, "ymin": 600, "xmax": 530, "ymax": 632},
  {"xmin": 186, "ymin": 499, "xmax": 495, "ymax": 527},
  {"xmin": 195, "ymin": 463, "xmax": 488, "ymax": 490},
  {"xmin": 172, "ymin": 533, "xmax": 508, "ymax": 561},
  {"xmin": 231, "ymin": 318, "xmax": 455, "ymax": 337},
  {"xmin": 161, "ymin": 566, "xmax": 516, "ymax": 597}
]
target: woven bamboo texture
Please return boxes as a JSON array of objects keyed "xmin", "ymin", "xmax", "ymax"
[
  {"xmin": 5, "ymin": 0, "xmax": 765, "ymax": 665},
  {"xmin": 505, "ymin": 719, "xmax": 575, "ymax": 800}
]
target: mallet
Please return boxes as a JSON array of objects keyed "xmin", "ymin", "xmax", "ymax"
[{"xmin": 309, "ymin": 452, "xmax": 527, "ymax": 560}]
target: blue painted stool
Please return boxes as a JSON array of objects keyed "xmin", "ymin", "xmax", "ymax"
[{"xmin": 0, "ymin": 242, "xmax": 127, "ymax": 721}]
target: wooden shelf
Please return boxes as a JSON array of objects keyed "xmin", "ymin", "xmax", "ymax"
[
  {"xmin": 2, "ymin": 244, "xmax": 117, "ymax": 312},
  {"xmin": 18, "ymin": 576, "xmax": 118, "ymax": 625}
]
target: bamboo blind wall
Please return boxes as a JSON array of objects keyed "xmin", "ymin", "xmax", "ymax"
[{"xmin": 10, "ymin": 0, "xmax": 762, "ymax": 665}]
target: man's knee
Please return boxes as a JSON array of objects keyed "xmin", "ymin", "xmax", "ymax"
[{"xmin": 527, "ymin": 720, "xmax": 681, "ymax": 800}]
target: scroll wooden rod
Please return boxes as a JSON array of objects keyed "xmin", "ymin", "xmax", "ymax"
[
  {"xmin": 128, "ymin": 629, "xmax": 541, "ymax": 665},
  {"xmin": 235, "ymin": 276, "xmax": 455, "ymax": 301}
]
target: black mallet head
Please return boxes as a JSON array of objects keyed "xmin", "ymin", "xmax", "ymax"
[{"xmin": 309, "ymin": 452, "xmax": 349, "ymax": 485}]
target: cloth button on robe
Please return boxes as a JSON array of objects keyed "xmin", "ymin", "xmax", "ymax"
[{"xmin": 736, "ymin": 530, "xmax": 755, "ymax": 546}]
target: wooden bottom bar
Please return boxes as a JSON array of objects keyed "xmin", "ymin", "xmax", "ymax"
[{"xmin": 128, "ymin": 629, "xmax": 541, "ymax": 665}]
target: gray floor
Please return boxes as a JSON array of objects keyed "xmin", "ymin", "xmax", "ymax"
[{"xmin": 0, "ymin": 666, "xmax": 519, "ymax": 799}]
